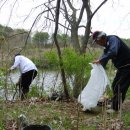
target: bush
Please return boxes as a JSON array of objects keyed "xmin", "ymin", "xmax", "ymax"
[
  {"xmin": 62, "ymin": 48, "xmax": 93, "ymax": 76},
  {"xmin": 44, "ymin": 50, "xmax": 59, "ymax": 70}
]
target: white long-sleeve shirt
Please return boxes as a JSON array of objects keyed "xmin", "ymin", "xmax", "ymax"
[{"xmin": 10, "ymin": 55, "xmax": 37, "ymax": 73}]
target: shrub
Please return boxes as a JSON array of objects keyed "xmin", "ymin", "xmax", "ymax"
[
  {"xmin": 44, "ymin": 50, "xmax": 59, "ymax": 70},
  {"xmin": 62, "ymin": 48, "xmax": 93, "ymax": 81}
]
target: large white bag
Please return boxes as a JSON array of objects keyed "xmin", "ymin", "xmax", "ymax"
[{"xmin": 78, "ymin": 63, "xmax": 110, "ymax": 110}]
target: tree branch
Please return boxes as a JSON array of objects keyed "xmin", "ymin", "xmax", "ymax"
[
  {"xmin": 44, "ymin": 16, "xmax": 71, "ymax": 30},
  {"xmin": 91, "ymin": 0, "xmax": 108, "ymax": 20}
]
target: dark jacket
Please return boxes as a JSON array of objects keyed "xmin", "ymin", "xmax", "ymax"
[{"xmin": 100, "ymin": 35, "xmax": 130, "ymax": 69}]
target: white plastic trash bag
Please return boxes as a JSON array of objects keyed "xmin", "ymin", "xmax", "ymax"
[{"xmin": 78, "ymin": 63, "xmax": 110, "ymax": 110}]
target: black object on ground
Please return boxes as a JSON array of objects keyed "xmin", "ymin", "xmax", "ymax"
[
  {"xmin": 23, "ymin": 125, "xmax": 52, "ymax": 130},
  {"xmin": 97, "ymin": 99, "xmax": 112, "ymax": 106}
]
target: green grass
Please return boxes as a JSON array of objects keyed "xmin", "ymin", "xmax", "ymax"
[
  {"xmin": 0, "ymin": 47, "xmax": 130, "ymax": 129},
  {"xmin": 122, "ymin": 112, "xmax": 130, "ymax": 127},
  {"xmin": 126, "ymin": 87, "xmax": 130, "ymax": 100},
  {"xmin": 1, "ymin": 98, "xmax": 130, "ymax": 130}
]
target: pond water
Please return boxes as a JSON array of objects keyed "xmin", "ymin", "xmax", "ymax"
[{"xmin": 0, "ymin": 71, "xmax": 73, "ymax": 100}]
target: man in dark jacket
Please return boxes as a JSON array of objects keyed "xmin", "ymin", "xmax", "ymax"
[{"xmin": 92, "ymin": 31, "xmax": 130, "ymax": 113}]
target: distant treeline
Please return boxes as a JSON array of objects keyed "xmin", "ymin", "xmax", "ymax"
[
  {"xmin": 0, "ymin": 24, "xmax": 130, "ymax": 48},
  {"xmin": 0, "ymin": 24, "xmax": 73, "ymax": 48}
]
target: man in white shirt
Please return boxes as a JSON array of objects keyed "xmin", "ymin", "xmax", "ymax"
[{"xmin": 9, "ymin": 54, "xmax": 38, "ymax": 100}]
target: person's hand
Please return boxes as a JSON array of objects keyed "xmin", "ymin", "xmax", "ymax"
[{"xmin": 92, "ymin": 60, "xmax": 101, "ymax": 64}]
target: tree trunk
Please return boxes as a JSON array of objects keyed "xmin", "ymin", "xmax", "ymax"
[
  {"xmin": 71, "ymin": 27, "xmax": 81, "ymax": 52},
  {"xmin": 81, "ymin": 20, "xmax": 91, "ymax": 53},
  {"xmin": 54, "ymin": 0, "xmax": 69, "ymax": 99}
]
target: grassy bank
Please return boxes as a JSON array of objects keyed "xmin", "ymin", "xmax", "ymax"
[
  {"xmin": 0, "ymin": 97, "xmax": 130, "ymax": 130},
  {"xmin": 0, "ymin": 47, "xmax": 130, "ymax": 130}
]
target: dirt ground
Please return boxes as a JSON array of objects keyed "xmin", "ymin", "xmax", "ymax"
[
  {"xmin": 122, "ymin": 100, "xmax": 130, "ymax": 112},
  {"xmin": 2, "ymin": 98, "xmax": 130, "ymax": 130}
]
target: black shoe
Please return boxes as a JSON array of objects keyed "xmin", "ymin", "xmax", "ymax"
[{"xmin": 97, "ymin": 99, "xmax": 112, "ymax": 106}]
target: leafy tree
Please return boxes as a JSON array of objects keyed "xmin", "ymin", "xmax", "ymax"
[
  {"xmin": 15, "ymin": 29, "xmax": 28, "ymax": 34},
  {"xmin": 51, "ymin": 33, "xmax": 71, "ymax": 46},
  {"xmin": 14, "ymin": 29, "xmax": 30, "ymax": 39},
  {"xmin": 122, "ymin": 38, "xmax": 130, "ymax": 46},
  {"xmin": 0, "ymin": 24, "xmax": 13, "ymax": 38},
  {"xmin": 33, "ymin": 32, "xmax": 49, "ymax": 45},
  {"xmin": 58, "ymin": 34, "xmax": 70, "ymax": 45}
]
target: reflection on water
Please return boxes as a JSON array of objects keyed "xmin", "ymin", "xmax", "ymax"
[
  {"xmin": 10, "ymin": 71, "xmax": 73, "ymax": 90},
  {"xmin": 9, "ymin": 71, "xmax": 63, "ymax": 91},
  {"xmin": 0, "ymin": 71, "xmax": 73, "ymax": 100}
]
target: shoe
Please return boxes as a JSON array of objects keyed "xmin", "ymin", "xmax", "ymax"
[
  {"xmin": 97, "ymin": 99, "xmax": 112, "ymax": 107},
  {"xmin": 97, "ymin": 101, "xmax": 104, "ymax": 106},
  {"xmin": 82, "ymin": 107, "xmax": 93, "ymax": 112},
  {"xmin": 106, "ymin": 109, "xmax": 115, "ymax": 114},
  {"xmin": 82, "ymin": 107, "xmax": 91, "ymax": 112}
]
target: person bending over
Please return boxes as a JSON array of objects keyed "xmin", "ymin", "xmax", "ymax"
[
  {"xmin": 92, "ymin": 31, "xmax": 130, "ymax": 113},
  {"xmin": 9, "ymin": 54, "xmax": 37, "ymax": 100}
]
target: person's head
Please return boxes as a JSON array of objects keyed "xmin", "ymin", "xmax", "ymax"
[
  {"xmin": 15, "ymin": 53, "xmax": 21, "ymax": 57},
  {"xmin": 12, "ymin": 53, "xmax": 21, "ymax": 63},
  {"xmin": 92, "ymin": 31, "xmax": 107, "ymax": 46},
  {"xmin": 13, "ymin": 53, "xmax": 21, "ymax": 60}
]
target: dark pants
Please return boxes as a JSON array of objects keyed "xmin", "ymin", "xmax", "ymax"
[
  {"xmin": 111, "ymin": 67, "xmax": 130, "ymax": 111},
  {"xmin": 19, "ymin": 69, "xmax": 37, "ymax": 100}
]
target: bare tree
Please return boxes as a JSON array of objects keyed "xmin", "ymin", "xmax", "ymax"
[
  {"xmin": 53, "ymin": 0, "xmax": 69, "ymax": 99},
  {"xmin": 0, "ymin": 0, "xmax": 108, "ymax": 99},
  {"xmin": 60, "ymin": 0, "xmax": 108, "ymax": 98},
  {"xmin": 62, "ymin": 0, "xmax": 85, "ymax": 53},
  {"xmin": 54, "ymin": 0, "xmax": 108, "ymax": 54},
  {"xmin": 81, "ymin": 0, "xmax": 108, "ymax": 53}
]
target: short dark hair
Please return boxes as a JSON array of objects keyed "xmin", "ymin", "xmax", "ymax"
[{"xmin": 15, "ymin": 53, "xmax": 21, "ymax": 57}]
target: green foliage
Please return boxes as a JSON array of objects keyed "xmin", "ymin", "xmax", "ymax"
[
  {"xmin": 0, "ymin": 69, "xmax": 5, "ymax": 88},
  {"xmin": 0, "ymin": 24, "xmax": 13, "ymax": 37},
  {"xmin": 43, "ymin": 48, "xmax": 93, "ymax": 75},
  {"xmin": 0, "ymin": 123, "xmax": 4, "ymax": 130},
  {"xmin": 122, "ymin": 112, "xmax": 130, "ymax": 127},
  {"xmin": 126, "ymin": 87, "xmax": 130, "ymax": 100},
  {"xmin": 31, "ymin": 56, "xmax": 45, "ymax": 68},
  {"xmin": 42, "ymin": 48, "xmax": 93, "ymax": 92},
  {"xmin": 33, "ymin": 31, "xmax": 49, "ymax": 44},
  {"xmin": 122, "ymin": 38, "xmax": 130, "ymax": 47},
  {"xmin": 57, "ymin": 34, "xmax": 70, "ymax": 45},
  {"xmin": 62, "ymin": 48, "xmax": 93, "ymax": 76},
  {"xmin": 44, "ymin": 50, "xmax": 59, "ymax": 69},
  {"xmin": 51, "ymin": 33, "xmax": 71, "ymax": 46},
  {"xmin": 15, "ymin": 29, "xmax": 28, "ymax": 34},
  {"xmin": 61, "ymin": 48, "xmax": 94, "ymax": 92},
  {"xmin": 29, "ymin": 86, "xmax": 41, "ymax": 97},
  {"xmin": 39, "ymin": 48, "xmax": 94, "ymax": 92}
]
